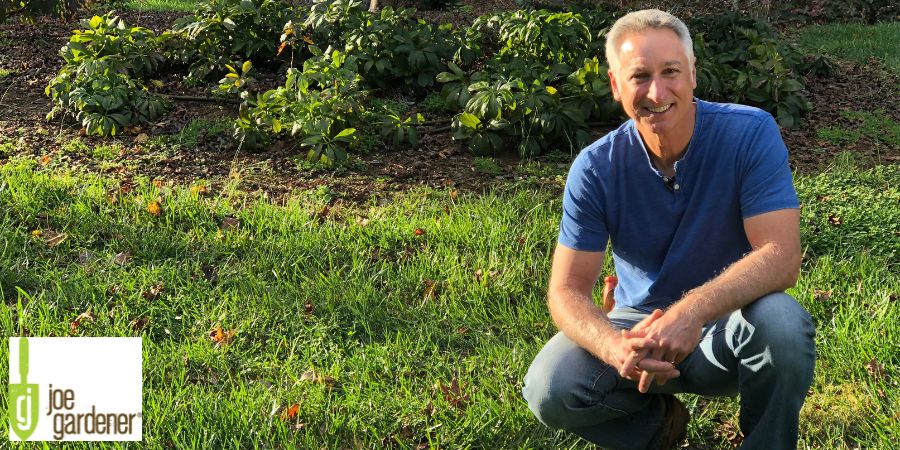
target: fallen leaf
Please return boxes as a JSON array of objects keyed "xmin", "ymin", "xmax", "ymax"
[
  {"xmin": 120, "ymin": 180, "xmax": 134, "ymax": 194},
  {"xmin": 299, "ymin": 369, "xmax": 337, "ymax": 388},
  {"xmin": 77, "ymin": 250, "xmax": 97, "ymax": 265},
  {"xmin": 827, "ymin": 214, "xmax": 842, "ymax": 226},
  {"xmin": 865, "ymin": 357, "xmax": 886, "ymax": 381},
  {"xmin": 147, "ymin": 200, "xmax": 162, "ymax": 216},
  {"xmin": 315, "ymin": 205, "xmax": 330, "ymax": 223},
  {"xmin": 152, "ymin": 179, "xmax": 163, "ymax": 189},
  {"xmin": 76, "ymin": 311, "xmax": 97, "ymax": 323},
  {"xmin": 112, "ymin": 251, "xmax": 132, "ymax": 266},
  {"xmin": 438, "ymin": 378, "xmax": 469, "ymax": 410},
  {"xmin": 813, "ymin": 289, "xmax": 832, "ymax": 302},
  {"xmin": 221, "ymin": 217, "xmax": 240, "ymax": 230},
  {"xmin": 135, "ymin": 133, "xmax": 150, "ymax": 144},
  {"xmin": 142, "ymin": 283, "xmax": 164, "ymax": 301},
  {"xmin": 277, "ymin": 42, "xmax": 288, "ymax": 55},
  {"xmin": 450, "ymin": 189, "xmax": 458, "ymax": 200},
  {"xmin": 356, "ymin": 217, "xmax": 370, "ymax": 226},
  {"xmin": 70, "ymin": 320, "xmax": 80, "ymax": 334},
  {"xmin": 280, "ymin": 403, "xmax": 299, "ymax": 421},
  {"xmin": 423, "ymin": 280, "xmax": 440, "ymax": 301},
  {"xmin": 191, "ymin": 184, "xmax": 209, "ymax": 196},
  {"xmin": 43, "ymin": 230, "xmax": 68, "ymax": 247},
  {"xmin": 456, "ymin": 326, "xmax": 469, "ymax": 334},
  {"xmin": 304, "ymin": 300, "xmax": 314, "ymax": 316},
  {"xmin": 414, "ymin": 228, "xmax": 425, "ymax": 236},
  {"xmin": 41, "ymin": 155, "xmax": 51, "ymax": 165},
  {"xmin": 423, "ymin": 401, "xmax": 435, "ymax": 417},
  {"xmin": 209, "ymin": 327, "xmax": 235, "ymax": 346},
  {"xmin": 130, "ymin": 317, "xmax": 150, "ymax": 332}
]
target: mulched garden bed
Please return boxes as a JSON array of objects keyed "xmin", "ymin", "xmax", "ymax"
[{"xmin": 0, "ymin": 5, "xmax": 897, "ymax": 205}]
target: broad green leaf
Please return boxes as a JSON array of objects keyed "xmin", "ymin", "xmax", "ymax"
[{"xmin": 459, "ymin": 112, "xmax": 481, "ymax": 129}]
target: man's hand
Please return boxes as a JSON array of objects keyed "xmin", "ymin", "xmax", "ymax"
[
  {"xmin": 607, "ymin": 310, "xmax": 680, "ymax": 382},
  {"xmin": 624, "ymin": 307, "xmax": 703, "ymax": 392},
  {"xmin": 626, "ymin": 307, "xmax": 704, "ymax": 364}
]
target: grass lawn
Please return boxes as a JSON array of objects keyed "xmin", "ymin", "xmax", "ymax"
[
  {"xmin": 796, "ymin": 21, "xmax": 900, "ymax": 73},
  {"xmin": 0, "ymin": 156, "xmax": 897, "ymax": 448},
  {"xmin": 123, "ymin": 0, "xmax": 206, "ymax": 12}
]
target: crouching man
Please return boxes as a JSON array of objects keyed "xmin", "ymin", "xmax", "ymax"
[{"xmin": 522, "ymin": 9, "xmax": 815, "ymax": 450}]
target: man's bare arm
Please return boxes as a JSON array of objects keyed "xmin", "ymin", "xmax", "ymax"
[
  {"xmin": 630, "ymin": 208, "xmax": 802, "ymax": 364},
  {"xmin": 547, "ymin": 244, "xmax": 677, "ymax": 378}
]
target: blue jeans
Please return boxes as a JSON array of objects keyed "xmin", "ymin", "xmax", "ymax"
[{"xmin": 523, "ymin": 292, "xmax": 815, "ymax": 450}]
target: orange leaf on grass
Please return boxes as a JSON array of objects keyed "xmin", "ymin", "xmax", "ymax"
[
  {"xmin": 280, "ymin": 403, "xmax": 299, "ymax": 421},
  {"xmin": 209, "ymin": 327, "xmax": 235, "ymax": 346},
  {"xmin": 147, "ymin": 200, "xmax": 163, "ymax": 216},
  {"xmin": 414, "ymin": 228, "xmax": 425, "ymax": 236}
]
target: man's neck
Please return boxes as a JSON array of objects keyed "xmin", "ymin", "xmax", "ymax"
[{"xmin": 637, "ymin": 103, "xmax": 697, "ymax": 177}]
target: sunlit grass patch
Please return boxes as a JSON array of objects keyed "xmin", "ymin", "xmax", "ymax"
[
  {"xmin": 0, "ymin": 158, "xmax": 897, "ymax": 448},
  {"xmin": 123, "ymin": 0, "xmax": 203, "ymax": 12},
  {"xmin": 797, "ymin": 22, "xmax": 900, "ymax": 73}
]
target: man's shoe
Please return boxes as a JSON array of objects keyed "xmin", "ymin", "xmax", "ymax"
[{"xmin": 649, "ymin": 394, "xmax": 689, "ymax": 450}]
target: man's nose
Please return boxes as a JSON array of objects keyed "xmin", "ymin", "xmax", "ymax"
[{"xmin": 647, "ymin": 77, "xmax": 664, "ymax": 102}]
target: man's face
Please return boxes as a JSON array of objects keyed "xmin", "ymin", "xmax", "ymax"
[{"xmin": 608, "ymin": 28, "xmax": 697, "ymax": 137}]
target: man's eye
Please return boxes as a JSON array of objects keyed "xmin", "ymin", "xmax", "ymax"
[{"xmin": 632, "ymin": 73, "xmax": 649, "ymax": 80}]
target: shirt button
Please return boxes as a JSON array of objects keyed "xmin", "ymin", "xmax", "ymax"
[{"xmin": 674, "ymin": 184, "xmax": 680, "ymax": 190}]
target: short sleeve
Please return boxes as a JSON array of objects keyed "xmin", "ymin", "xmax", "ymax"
[
  {"xmin": 739, "ymin": 115, "xmax": 800, "ymax": 218},
  {"xmin": 558, "ymin": 151, "xmax": 609, "ymax": 252}
]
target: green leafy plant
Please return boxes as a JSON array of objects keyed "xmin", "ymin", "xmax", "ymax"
[
  {"xmin": 690, "ymin": 13, "xmax": 813, "ymax": 127},
  {"xmin": 166, "ymin": 0, "xmax": 297, "ymax": 81},
  {"xmin": 45, "ymin": 13, "xmax": 169, "ymax": 136},
  {"xmin": 234, "ymin": 48, "xmax": 366, "ymax": 163}
]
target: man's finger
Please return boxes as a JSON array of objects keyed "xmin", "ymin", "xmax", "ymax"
[
  {"xmin": 638, "ymin": 370, "xmax": 655, "ymax": 393},
  {"xmin": 619, "ymin": 348, "xmax": 649, "ymax": 377},
  {"xmin": 636, "ymin": 358, "xmax": 677, "ymax": 372},
  {"xmin": 630, "ymin": 309, "xmax": 664, "ymax": 333}
]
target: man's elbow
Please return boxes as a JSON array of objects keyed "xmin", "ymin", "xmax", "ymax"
[{"xmin": 781, "ymin": 248, "xmax": 802, "ymax": 289}]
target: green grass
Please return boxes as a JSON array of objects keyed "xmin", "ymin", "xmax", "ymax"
[
  {"xmin": 0, "ymin": 158, "xmax": 897, "ymax": 448},
  {"xmin": 122, "ymin": 0, "xmax": 205, "ymax": 12},
  {"xmin": 797, "ymin": 22, "xmax": 900, "ymax": 73}
]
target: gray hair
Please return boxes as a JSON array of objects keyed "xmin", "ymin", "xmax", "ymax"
[{"xmin": 604, "ymin": 9, "xmax": 695, "ymax": 72}]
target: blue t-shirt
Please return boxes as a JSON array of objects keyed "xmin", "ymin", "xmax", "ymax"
[{"xmin": 558, "ymin": 99, "xmax": 799, "ymax": 311}]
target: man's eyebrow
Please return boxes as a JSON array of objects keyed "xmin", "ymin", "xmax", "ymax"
[{"xmin": 664, "ymin": 60, "xmax": 683, "ymax": 66}]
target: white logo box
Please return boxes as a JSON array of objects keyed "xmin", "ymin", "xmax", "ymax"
[{"xmin": 9, "ymin": 337, "xmax": 142, "ymax": 441}]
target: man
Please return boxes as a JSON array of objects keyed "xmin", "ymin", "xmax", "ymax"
[{"xmin": 522, "ymin": 9, "xmax": 815, "ymax": 450}]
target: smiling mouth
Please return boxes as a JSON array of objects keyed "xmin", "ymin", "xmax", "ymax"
[{"xmin": 646, "ymin": 104, "xmax": 672, "ymax": 113}]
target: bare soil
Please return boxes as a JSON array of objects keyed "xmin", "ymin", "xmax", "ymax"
[{"xmin": 0, "ymin": 6, "xmax": 897, "ymax": 205}]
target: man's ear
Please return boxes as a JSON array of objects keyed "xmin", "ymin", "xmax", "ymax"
[
  {"xmin": 691, "ymin": 62, "xmax": 697, "ymax": 89},
  {"xmin": 609, "ymin": 69, "xmax": 622, "ymax": 101}
]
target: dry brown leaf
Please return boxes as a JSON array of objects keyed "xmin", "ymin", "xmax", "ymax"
[
  {"xmin": 304, "ymin": 300, "xmax": 314, "ymax": 316},
  {"xmin": 423, "ymin": 280, "xmax": 439, "ymax": 301},
  {"xmin": 112, "ymin": 251, "xmax": 132, "ymax": 266},
  {"xmin": 41, "ymin": 155, "xmax": 51, "ymax": 166},
  {"xmin": 414, "ymin": 228, "xmax": 425, "ymax": 236},
  {"xmin": 130, "ymin": 317, "xmax": 150, "ymax": 332},
  {"xmin": 43, "ymin": 230, "xmax": 68, "ymax": 247},
  {"xmin": 865, "ymin": 357, "xmax": 886, "ymax": 381},
  {"xmin": 827, "ymin": 214, "xmax": 842, "ymax": 226},
  {"xmin": 438, "ymin": 378, "xmax": 469, "ymax": 410},
  {"xmin": 449, "ymin": 189, "xmax": 458, "ymax": 201},
  {"xmin": 814, "ymin": 289, "xmax": 832, "ymax": 302},
  {"xmin": 142, "ymin": 283, "xmax": 165, "ymax": 301},
  {"xmin": 221, "ymin": 217, "xmax": 240, "ymax": 231},
  {"xmin": 152, "ymin": 179, "xmax": 164, "ymax": 189},
  {"xmin": 135, "ymin": 133, "xmax": 150, "ymax": 144},
  {"xmin": 191, "ymin": 184, "xmax": 210, "ymax": 196}
]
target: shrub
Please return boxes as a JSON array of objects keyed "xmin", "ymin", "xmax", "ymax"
[
  {"xmin": 166, "ymin": 0, "xmax": 299, "ymax": 81},
  {"xmin": 690, "ymin": 13, "xmax": 813, "ymax": 127},
  {"xmin": 233, "ymin": 48, "xmax": 367, "ymax": 162},
  {"xmin": 46, "ymin": 13, "xmax": 169, "ymax": 136}
]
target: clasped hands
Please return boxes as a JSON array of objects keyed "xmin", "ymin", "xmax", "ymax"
[{"xmin": 607, "ymin": 307, "xmax": 704, "ymax": 393}]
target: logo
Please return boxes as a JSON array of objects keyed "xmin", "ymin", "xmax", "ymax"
[{"xmin": 8, "ymin": 337, "xmax": 142, "ymax": 441}]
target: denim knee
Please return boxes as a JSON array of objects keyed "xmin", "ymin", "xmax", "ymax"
[
  {"xmin": 742, "ymin": 292, "xmax": 816, "ymax": 377},
  {"xmin": 522, "ymin": 333, "xmax": 614, "ymax": 430}
]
